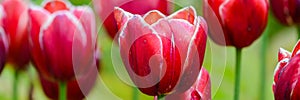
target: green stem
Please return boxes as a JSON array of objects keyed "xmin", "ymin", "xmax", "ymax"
[
  {"xmin": 12, "ymin": 70, "xmax": 19, "ymax": 100},
  {"xmin": 158, "ymin": 95, "xmax": 165, "ymax": 100},
  {"xmin": 59, "ymin": 81, "xmax": 67, "ymax": 100},
  {"xmin": 234, "ymin": 48, "xmax": 242, "ymax": 100},
  {"xmin": 259, "ymin": 32, "xmax": 268, "ymax": 100},
  {"xmin": 297, "ymin": 25, "xmax": 300, "ymax": 40},
  {"xmin": 132, "ymin": 87, "xmax": 139, "ymax": 100}
]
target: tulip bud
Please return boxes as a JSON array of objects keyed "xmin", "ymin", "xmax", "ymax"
[
  {"xmin": 29, "ymin": 0, "xmax": 97, "ymax": 81},
  {"xmin": 115, "ymin": 6, "xmax": 207, "ymax": 96},
  {"xmin": 93, "ymin": 0, "xmax": 170, "ymax": 39},
  {"xmin": 270, "ymin": 0, "xmax": 300, "ymax": 25},
  {"xmin": 273, "ymin": 40, "xmax": 300, "ymax": 100},
  {"xmin": 166, "ymin": 68, "xmax": 211, "ymax": 100},
  {"xmin": 203, "ymin": 0, "xmax": 268, "ymax": 48},
  {"xmin": 2, "ymin": 0, "xmax": 30, "ymax": 69}
]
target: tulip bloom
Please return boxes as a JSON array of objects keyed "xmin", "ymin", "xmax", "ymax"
[
  {"xmin": 93, "ymin": 0, "xmax": 170, "ymax": 39},
  {"xmin": 29, "ymin": 0, "xmax": 97, "ymax": 81},
  {"xmin": 2, "ymin": 0, "xmax": 30, "ymax": 69},
  {"xmin": 273, "ymin": 40, "xmax": 300, "ymax": 100},
  {"xmin": 115, "ymin": 6, "xmax": 207, "ymax": 96},
  {"xmin": 203, "ymin": 0, "xmax": 268, "ymax": 48},
  {"xmin": 166, "ymin": 68, "xmax": 211, "ymax": 100},
  {"xmin": 270, "ymin": 0, "xmax": 300, "ymax": 25},
  {"xmin": 0, "ymin": 5, "xmax": 8, "ymax": 74}
]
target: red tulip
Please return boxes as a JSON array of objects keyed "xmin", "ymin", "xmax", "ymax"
[
  {"xmin": 40, "ymin": 51, "xmax": 99, "ymax": 100},
  {"xmin": 165, "ymin": 67, "xmax": 211, "ymax": 100},
  {"xmin": 115, "ymin": 6, "xmax": 207, "ymax": 96},
  {"xmin": 93, "ymin": 0, "xmax": 170, "ymax": 39},
  {"xmin": 273, "ymin": 40, "xmax": 300, "ymax": 100},
  {"xmin": 203, "ymin": 0, "xmax": 268, "ymax": 48},
  {"xmin": 2, "ymin": 0, "xmax": 30, "ymax": 69},
  {"xmin": 0, "ymin": 5, "xmax": 8, "ymax": 74},
  {"xmin": 28, "ymin": 0, "xmax": 97, "ymax": 81},
  {"xmin": 270, "ymin": 0, "xmax": 300, "ymax": 25}
]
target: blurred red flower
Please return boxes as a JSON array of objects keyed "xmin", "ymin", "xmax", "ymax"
[
  {"xmin": 93, "ymin": 0, "xmax": 170, "ymax": 39},
  {"xmin": 2, "ymin": 0, "xmax": 30, "ymax": 69}
]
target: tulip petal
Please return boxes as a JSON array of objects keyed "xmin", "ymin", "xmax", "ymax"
[
  {"xmin": 2, "ymin": 0, "xmax": 30, "ymax": 68},
  {"xmin": 273, "ymin": 58, "xmax": 290, "ymax": 92},
  {"xmin": 278, "ymin": 48, "xmax": 292, "ymax": 62},
  {"xmin": 143, "ymin": 10, "xmax": 166, "ymax": 25},
  {"xmin": 165, "ymin": 67, "xmax": 211, "ymax": 100},
  {"xmin": 168, "ymin": 6, "xmax": 196, "ymax": 25},
  {"xmin": 292, "ymin": 40, "xmax": 300, "ymax": 57},
  {"xmin": 119, "ymin": 15, "xmax": 156, "ymax": 52},
  {"xmin": 42, "ymin": 0, "xmax": 70, "ymax": 13},
  {"xmin": 28, "ymin": 6, "xmax": 52, "ymax": 80},
  {"xmin": 72, "ymin": 6, "xmax": 97, "ymax": 75},
  {"xmin": 128, "ymin": 34, "xmax": 181, "ymax": 96},
  {"xmin": 0, "ymin": 27, "xmax": 8, "ymax": 74},
  {"xmin": 114, "ymin": 7, "xmax": 133, "ymax": 30},
  {"xmin": 40, "ymin": 11, "xmax": 87, "ymax": 80},
  {"xmin": 274, "ymin": 54, "xmax": 300, "ymax": 100},
  {"xmin": 203, "ymin": 0, "xmax": 229, "ymax": 46},
  {"xmin": 118, "ymin": 14, "xmax": 159, "ymax": 95}
]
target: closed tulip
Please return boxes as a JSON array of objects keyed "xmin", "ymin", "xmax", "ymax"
[
  {"xmin": 273, "ymin": 40, "xmax": 300, "ymax": 100},
  {"xmin": 93, "ymin": 0, "xmax": 170, "ymax": 39},
  {"xmin": 166, "ymin": 67, "xmax": 211, "ymax": 100},
  {"xmin": 2, "ymin": 0, "xmax": 30, "ymax": 69},
  {"xmin": 203, "ymin": 0, "xmax": 268, "ymax": 48},
  {"xmin": 29, "ymin": 0, "xmax": 97, "ymax": 81},
  {"xmin": 115, "ymin": 6, "xmax": 207, "ymax": 96},
  {"xmin": 270, "ymin": 0, "xmax": 300, "ymax": 39},
  {"xmin": 270, "ymin": 0, "xmax": 300, "ymax": 25}
]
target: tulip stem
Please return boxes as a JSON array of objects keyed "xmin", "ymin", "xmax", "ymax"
[
  {"xmin": 12, "ymin": 70, "xmax": 19, "ymax": 100},
  {"xmin": 132, "ymin": 87, "xmax": 139, "ymax": 100},
  {"xmin": 154, "ymin": 95, "xmax": 165, "ymax": 100},
  {"xmin": 59, "ymin": 81, "xmax": 67, "ymax": 100},
  {"xmin": 259, "ymin": 30, "xmax": 268, "ymax": 100},
  {"xmin": 297, "ymin": 25, "xmax": 300, "ymax": 39},
  {"xmin": 158, "ymin": 95, "xmax": 165, "ymax": 100},
  {"xmin": 234, "ymin": 48, "xmax": 242, "ymax": 100}
]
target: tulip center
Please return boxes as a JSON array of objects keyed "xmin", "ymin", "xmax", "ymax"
[{"xmin": 44, "ymin": 0, "xmax": 69, "ymax": 13}]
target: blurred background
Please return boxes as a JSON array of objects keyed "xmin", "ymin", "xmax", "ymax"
[{"xmin": 0, "ymin": 0, "xmax": 297, "ymax": 100}]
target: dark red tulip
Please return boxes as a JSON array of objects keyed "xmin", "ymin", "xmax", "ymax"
[
  {"xmin": 2, "ymin": 0, "xmax": 30, "ymax": 69},
  {"xmin": 203, "ymin": 0, "xmax": 268, "ymax": 48},
  {"xmin": 40, "ymin": 51, "xmax": 99, "ymax": 100},
  {"xmin": 270, "ymin": 0, "xmax": 300, "ymax": 25},
  {"xmin": 0, "ymin": 5, "xmax": 8, "ymax": 74},
  {"xmin": 115, "ymin": 6, "xmax": 207, "ymax": 96},
  {"xmin": 273, "ymin": 40, "xmax": 300, "ymax": 100},
  {"xmin": 93, "ymin": 0, "xmax": 170, "ymax": 39},
  {"xmin": 29, "ymin": 0, "xmax": 97, "ymax": 81},
  {"xmin": 166, "ymin": 67, "xmax": 211, "ymax": 100}
]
